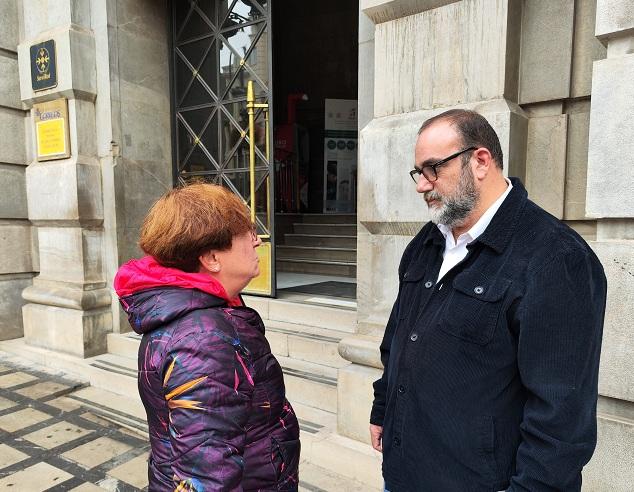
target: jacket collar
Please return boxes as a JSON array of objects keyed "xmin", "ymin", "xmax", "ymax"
[{"xmin": 422, "ymin": 177, "xmax": 528, "ymax": 254}]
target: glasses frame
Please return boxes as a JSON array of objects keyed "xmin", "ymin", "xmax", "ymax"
[{"xmin": 409, "ymin": 146, "xmax": 477, "ymax": 183}]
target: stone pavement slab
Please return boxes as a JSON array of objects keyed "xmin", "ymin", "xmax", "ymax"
[{"xmin": 0, "ymin": 354, "xmax": 150, "ymax": 491}]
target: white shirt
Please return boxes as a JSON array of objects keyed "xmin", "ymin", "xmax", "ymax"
[{"xmin": 436, "ymin": 179, "xmax": 513, "ymax": 282}]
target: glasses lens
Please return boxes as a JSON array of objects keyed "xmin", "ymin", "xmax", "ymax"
[{"xmin": 422, "ymin": 167, "xmax": 436, "ymax": 182}]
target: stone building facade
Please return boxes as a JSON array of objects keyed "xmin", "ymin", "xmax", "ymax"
[{"xmin": 0, "ymin": 0, "xmax": 632, "ymax": 489}]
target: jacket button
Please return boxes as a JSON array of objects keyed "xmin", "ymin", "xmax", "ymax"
[
  {"xmin": 394, "ymin": 437, "xmax": 401, "ymax": 446},
  {"xmin": 474, "ymin": 286, "xmax": 484, "ymax": 295},
  {"xmin": 410, "ymin": 333, "xmax": 418, "ymax": 342},
  {"xmin": 404, "ymin": 272, "xmax": 409, "ymax": 279},
  {"xmin": 398, "ymin": 385, "xmax": 406, "ymax": 394},
  {"xmin": 424, "ymin": 281, "xmax": 433, "ymax": 288}
]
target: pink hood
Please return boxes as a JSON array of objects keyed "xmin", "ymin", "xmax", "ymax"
[{"xmin": 113, "ymin": 255, "xmax": 242, "ymax": 306}]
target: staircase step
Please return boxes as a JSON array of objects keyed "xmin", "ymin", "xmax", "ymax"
[
  {"xmin": 266, "ymin": 320, "xmax": 350, "ymax": 368},
  {"xmin": 107, "ymin": 332, "xmax": 141, "ymax": 359},
  {"xmin": 277, "ymin": 258, "xmax": 357, "ymax": 277},
  {"xmin": 277, "ymin": 245, "xmax": 357, "ymax": 262},
  {"xmin": 299, "ymin": 462, "xmax": 380, "ymax": 492},
  {"xmin": 285, "ymin": 234, "xmax": 357, "ymax": 248},
  {"xmin": 306, "ymin": 432, "xmax": 383, "ymax": 489},
  {"xmin": 293, "ymin": 223, "xmax": 357, "ymax": 236},
  {"xmin": 277, "ymin": 356, "xmax": 338, "ymax": 413},
  {"xmin": 299, "ymin": 213, "xmax": 357, "ymax": 224},
  {"xmin": 244, "ymin": 296, "xmax": 357, "ymax": 333}
]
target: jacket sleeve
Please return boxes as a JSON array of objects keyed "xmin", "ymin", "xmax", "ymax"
[
  {"xmin": 163, "ymin": 329, "xmax": 255, "ymax": 492},
  {"xmin": 508, "ymin": 248, "xmax": 606, "ymax": 491}
]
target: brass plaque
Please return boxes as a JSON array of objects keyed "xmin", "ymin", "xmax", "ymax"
[{"xmin": 34, "ymin": 98, "xmax": 71, "ymax": 161}]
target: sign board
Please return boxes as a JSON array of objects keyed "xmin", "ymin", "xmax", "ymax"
[
  {"xmin": 33, "ymin": 98, "xmax": 71, "ymax": 161},
  {"xmin": 323, "ymin": 99, "xmax": 357, "ymax": 213},
  {"xmin": 30, "ymin": 40, "xmax": 58, "ymax": 91}
]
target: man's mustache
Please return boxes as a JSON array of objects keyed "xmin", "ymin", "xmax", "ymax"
[{"xmin": 424, "ymin": 191, "xmax": 443, "ymax": 203}]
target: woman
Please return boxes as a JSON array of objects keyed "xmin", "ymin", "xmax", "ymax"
[{"xmin": 114, "ymin": 183, "xmax": 300, "ymax": 491}]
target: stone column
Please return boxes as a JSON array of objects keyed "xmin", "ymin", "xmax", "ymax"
[
  {"xmin": 338, "ymin": 0, "xmax": 527, "ymax": 444},
  {"xmin": 583, "ymin": 1, "xmax": 634, "ymax": 488},
  {"xmin": 17, "ymin": 0, "xmax": 112, "ymax": 357}
]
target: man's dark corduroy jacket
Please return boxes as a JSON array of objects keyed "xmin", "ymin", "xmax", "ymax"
[{"xmin": 371, "ymin": 178, "xmax": 607, "ymax": 491}]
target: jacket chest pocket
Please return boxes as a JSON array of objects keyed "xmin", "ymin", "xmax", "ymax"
[
  {"xmin": 398, "ymin": 264, "xmax": 431, "ymax": 321},
  {"xmin": 439, "ymin": 272, "xmax": 511, "ymax": 345}
]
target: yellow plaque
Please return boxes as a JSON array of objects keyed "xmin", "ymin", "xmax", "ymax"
[
  {"xmin": 33, "ymin": 98, "xmax": 70, "ymax": 161},
  {"xmin": 244, "ymin": 240, "xmax": 272, "ymax": 295}
]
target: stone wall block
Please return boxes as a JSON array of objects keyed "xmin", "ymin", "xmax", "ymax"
[
  {"xmin": 36, "ymin": 227, "xmax": 104, "ymax": 285},
  {"xmin": 0, "ymin": 165, "xmax": 28, "ymax": 218},
  {"xmin": 595, "ymin": 0, "xmax": 634, "ymax": 41},
  {"xmin": 69, "ymin": 98, "xmax": 98, "ymax": 158},
  {"xmin": 586, "ymin": 56, "xmax": 634, "ymax": 218},
  {"xmin": 115, "ymin": 0, "xmax": 169, "ymax": 42},
  {"xmin": 374, "ymin": 0, "xmax": 509, "ymax": 117},
  {"xmin": 337, "ymin": 364, "xmax": 383, "ymax": 444},
  {"xmin": 23, "ymin": 303, "xmax": 112, "ymax": 357},
  {"xmin": 571, "ymin": 0, "xmax": 607, "ymax": 98},
  {"xmin": 525, "ymin": 114, "xmax": 568, "ymax": 218},
  {"xmin": 583, "ymin": 415, "xmax": 634, "ymax": 489},
  {"xmin": 518, "ymin": 0, "xmax": 575, "ymax": 104},
  {"xmin": 0, "ymin": 222, "xmax": 35, "ymax": 274},
  {"xmin": 356, "ymin": 231, "xmax": 411, "ymax": 332},
  {"xmin": 361, "ymin": 0, "xmax": 460, "ymax": 24},
  {"xmin": 592, "ymin": 240, "xmax": 634, "ymax": 403},
  {"xmin": 0, "ymin": 110, "xmax": 27, "ymax": 165},
  {"xmin": 18, "ymin": 28, "xmax": 96, "ymax": 105},
  {"xmin": 0, "ymin": 56, "xmax": 21, "ymax": 110},
  {"xmin": 119, "ymin": 86, "xmax": 171, "ymax": 164},
  {"xmin": 564, "ymin": 109, "xmax": 591, "ymax": 220},
  {"xmin": 0, "ymin": 276, "xmax": 32, "ymax": 341},
  {"xmin": 26, "ymin": 159, "xmax": 103, "ymax": 225},
  {"xmin": 0, "ymin": 0, "xmax": 18, "ymax": 51}
]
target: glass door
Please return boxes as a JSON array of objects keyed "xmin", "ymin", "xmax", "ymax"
[{"xmin": 170, "ymin": 0, "xmax": 275, "ymax": 296}]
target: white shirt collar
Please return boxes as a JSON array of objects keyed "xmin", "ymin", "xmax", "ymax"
[{"xmin": 437, "ymin": 178, "xmax": 513, "ymax": 246}]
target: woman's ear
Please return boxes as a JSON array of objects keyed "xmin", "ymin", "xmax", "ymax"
[{"xmin": 199, "ymin": 250, "xmax": 221, "ymax": 274}]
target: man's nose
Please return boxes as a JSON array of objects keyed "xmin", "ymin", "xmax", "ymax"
[{"xmin": 416, "ymin": 175, "xmax": 434, "ymax": 194}]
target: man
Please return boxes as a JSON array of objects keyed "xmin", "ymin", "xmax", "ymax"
[{"xmin": 370, "ymin": 109, "xmax": 606, "ymax": 491}]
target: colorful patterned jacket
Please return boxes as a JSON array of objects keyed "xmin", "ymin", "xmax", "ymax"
[{"xmin": 115, "ymin": 257, "xmax": 300, "ymax": 491}]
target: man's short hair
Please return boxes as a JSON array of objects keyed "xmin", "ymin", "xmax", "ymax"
[
  {"xmin": 418, "ymin": 109, "xmax": 504, "ymax": 170},
  {"xmin": 139, "ymin": 183, "xmax": 253, "ymax": 272}
]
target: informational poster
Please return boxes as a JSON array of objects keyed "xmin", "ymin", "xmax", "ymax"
[
  {"xmin": 33, "ymin": 98, "xmax": 71, "ymax": 161},
  {"xmin": 323, "ymin": 99, "xmax": 357, "ymax": 213}
]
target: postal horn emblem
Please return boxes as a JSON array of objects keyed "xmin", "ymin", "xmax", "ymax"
[{"xmin": 35, "ymin": 47, "xmax": 50, "ymax": 74}]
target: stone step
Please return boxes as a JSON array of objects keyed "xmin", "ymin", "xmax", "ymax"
[
  {"xmin": 304, "ymin": 432, "xmax": 383, "ymax": 490},
  {"xmin": 293, "ymin": 223, "xmax": 357, "ymax": 236},
  {"xmin": 277, "ymin": 245, "xmax": 357, "ymax": 262},
  {"xmin": 244, "ymin": 296, "xmax": 357, "ymax": 333},
  {"xmin": 299, "ymin": 461, "xmax": 379, "ymax": 492},
  {"xmin": 299, "ymin": 213, "xmax": 357, "ymax": 224},
  {"xmin": 277, "ymin": 258, "xmax": 357, "ymax": 277},
  {"xmin": 107, "ymin": 332, "xmax": 141, "ymax": 360},
  {"xmin": 285, "ymin": 234, "xmax": 357, "ymax": 248},
  {"xmin": 277, "ymin": 356, "xmax": 338, "ymax": 414},
  {"xmin": 266, "ymin": 320, "xmax": 350, "ymax": 368}
]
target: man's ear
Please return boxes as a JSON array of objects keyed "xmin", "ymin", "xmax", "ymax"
[
  {"xmin": 472, "ymin": 147, "xmax": 494, "ymax": 180},
  {"xmin": 199, "ymin": 250, "xmax": 221, "ymax": 273}
]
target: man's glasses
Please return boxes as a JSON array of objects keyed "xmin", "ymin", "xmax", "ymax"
[{"xmin": 409, "ymin": 147, "xmax": 477, "ymax": 183}]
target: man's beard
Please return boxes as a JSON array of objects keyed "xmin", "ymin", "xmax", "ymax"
[{"xmin": 425, "ymin": 164, "xmax": 479, "ymax": 228}]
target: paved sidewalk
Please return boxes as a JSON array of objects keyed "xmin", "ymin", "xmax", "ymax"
[{"xmin": 0, "ymin": 355, "xmax": 150, "ymax": 491}]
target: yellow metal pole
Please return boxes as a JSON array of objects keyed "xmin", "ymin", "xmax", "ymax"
[
  {"xmin": 264, "ymin": 107, "xmax": 271, "ymax": 231},
  {"xmin": 246, "ymin": 81, "xmax": 256, "ymax": 223}
]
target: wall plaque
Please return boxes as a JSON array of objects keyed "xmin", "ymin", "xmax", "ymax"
[
  {"xmin": 34, "ymin": 98, "xmax": 71, "ymax": 161},
  {"xmin": 30, "ymin": 39, "xmax": 58, "ymax": 91}
]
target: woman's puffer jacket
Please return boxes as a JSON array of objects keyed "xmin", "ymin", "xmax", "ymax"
[{"xmin": 115, "ymin": 258, "xmax": 300, "ymax": 491}]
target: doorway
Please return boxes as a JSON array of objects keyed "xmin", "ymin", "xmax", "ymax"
[{"xmin": 169, "ymin": 0, "xmax": 359, "ymax": 300}]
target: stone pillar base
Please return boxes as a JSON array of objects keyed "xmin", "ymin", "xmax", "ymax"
[{"xmin": 22, "ymin": 303, "xmax": 112, "ymax": 358}]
